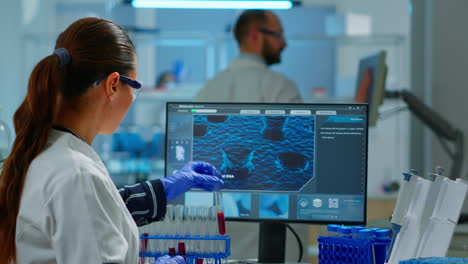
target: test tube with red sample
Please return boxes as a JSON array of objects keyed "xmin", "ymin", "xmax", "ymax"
[{"xmin": 214, "ymin": 192, "xmax": 225, "ymax": 235}]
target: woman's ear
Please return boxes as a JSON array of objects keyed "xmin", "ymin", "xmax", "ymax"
[{"xmin": 104, "ymin": 72, "xmax": 120, "ymax": 100}]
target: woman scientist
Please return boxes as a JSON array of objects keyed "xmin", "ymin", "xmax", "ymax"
[{"xmin": 0, "ymin": 17, "xmax": 223, "ymax": 264}]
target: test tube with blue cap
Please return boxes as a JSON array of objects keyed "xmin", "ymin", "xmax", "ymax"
[
  {"xmin": 374, "ymin": 229, "xmax": 391, "ymax": 243},
  {"xmin": 358, "ymin": 229, "xmax": 377, "ymax": 264},
  {"xmin": 337, "ymin": 226, "xmax": 353, "ymax": 239},
  {"xmin": 351, "ymin": 226, "xmax": 366, "ymax": 239},
  {"xmin": 374, "ymin": 229, "xmax": 391, "ymax": 264},
  {"xmin": 327, "ymin": 224, "xmax": 340, "ymax": 237},
  {"xmin": 368, "ymin": 227, "xmax": 380, "ymax": 236},
  {"xmin": 358, "ymin": 228, "xmax": 374, "ymax": 241}
]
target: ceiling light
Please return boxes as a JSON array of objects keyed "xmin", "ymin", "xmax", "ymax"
[{"xmin": 131, "ymin": 0, "xmax": 295, "ymax": 10}]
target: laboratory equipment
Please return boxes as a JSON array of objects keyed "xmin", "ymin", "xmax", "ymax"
[
  {"xmin": 214, "ymin": 192, "xmax": 225, "ymax": 235},
  {"xmin": 318, "ymin": 225, "xmax": 391, "ymax": 264},
  {"xmin": 338, "ymin": 226, "xmax": 353, "ymax": 238},
  {"xmin": 165, "ymin": 102, "xmax": 369, "ymax": 262},
  {"xmin": 358, "ymin": 229, "xmax": 374, "ymax": 241},
  {"xmin": 387, "ymin": 168, "xmax": 468, "ymax": 264},
  {"xmin": 351, "ymin": 226, "xmax": 365, "ymax": 239},
  {"xmin": 356, "ymin": 50, "xmax": 464, "ymax": 180},
  {"xmin": 327, "ymin": 224, "xmax": 340, "ymax": 237},
  {"xmin": 139, "ymin": 204, "xmax": 230, "ymax": 264},
  {"xmin": 354, "ymin": 51, "xmax": 387, "ymax": 127},
  {"xmin": 374, "ymin": 229, "xmax": 391, "ymax": 264},
  {"xmin": 0, "ymin": 105, "xmax": 11, "ymax": 163},
  {"xmin": 178, "ymin": 242, "xmax": 186, "ymax": 257},
  {"xmin": 385, "ymin": 90, "xmax": 464, "ymax": 180}
]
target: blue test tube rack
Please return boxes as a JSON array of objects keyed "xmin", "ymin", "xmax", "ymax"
[
  {"xmin": 318, "ymin": 236, "xmax": 390, "ymax": 264},
  {"xmin": 139, "ymin": 234, "xmax": 230, "ymax": 263}
]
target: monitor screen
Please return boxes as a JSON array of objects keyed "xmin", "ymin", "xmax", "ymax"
[
  {"xmin": 355, "ymin": 51, "xmax": 387, "ymax": 127},
  {"xmin": 165, "ymin": 102, "xmax": 368, "ymax": 224}
]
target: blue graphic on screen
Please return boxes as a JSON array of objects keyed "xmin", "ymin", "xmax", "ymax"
[
  {"xmin": 259, "ymin": 194, "xmax": 289, "ymax": 219},
  {"xmin": 192, "ymin": 115, "xmax": 315, "ymax": 191},
  {"xmin": 325, "ymin": 116, "xmax": 366, "ymax": 123},
  {"xmin": 223, "ymin": 193, "xmax": 251, "ymax": 217}
]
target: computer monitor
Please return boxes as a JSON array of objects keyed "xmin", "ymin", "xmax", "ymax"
[
  {"xmin": 165, "ymin": 102, "xmax": 368, "ymax": 261},
  {"xmin": 165, "ymin": 103, "xmax": 368, "ymax": 220},
  {"xmin": 355, "ymin": 51, "xmax": 387, "ymax": 127}
]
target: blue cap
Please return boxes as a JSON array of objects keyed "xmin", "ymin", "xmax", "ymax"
[
  {"xmin": 351, "ymin": 226, "xmax": 365, "ymax": 233},
  {"xmin": 410, "ymin": 169, "xmax": 419, "ymax": 175},
  {"xmin": 327, "ymin": 224, "xmax": 340, "ymax": 232},
  {"xmin": 403, "ymin": 172, "xmax": 412, "ymax": 181},
  {"xmin": 339, "ymin": 226, "xmax": 352, "ymax": 234},
  {"xmin": 375, "ymin": 229, "xmax": 391, "ymax": 238},
  {"xmin": 358, "ymin": 229, "xmax": 374, "ymax": 239}
]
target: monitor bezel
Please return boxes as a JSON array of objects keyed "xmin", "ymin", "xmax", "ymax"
[{"xmin": 165, "ymin": 102, "xmax": 369, "ymax": 225}]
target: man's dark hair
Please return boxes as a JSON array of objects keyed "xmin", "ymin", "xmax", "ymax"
[{"xmin": 233, "ymin": 10, "xmax": 269, "ymax": 44}]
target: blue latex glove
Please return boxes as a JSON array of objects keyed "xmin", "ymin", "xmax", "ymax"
[
  {"xmin": 161, "ymin": 161, "xmax": 224, "ymax": 200},
  {"xmin": 155, "ymin": 255, "xmax": 185, "ymax": 264}
]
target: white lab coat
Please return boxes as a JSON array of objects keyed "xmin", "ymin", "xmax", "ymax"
[
  {"xmin": 196, "ymin": 53, "xmax": 303, "ymax": 103},
  {"xmin": 16, "ymin": 129, "xmax": 139, "ymax": 264},
  {"xmin": 196, "ymin": 53, "xmax": 306, "ymax": 260}
]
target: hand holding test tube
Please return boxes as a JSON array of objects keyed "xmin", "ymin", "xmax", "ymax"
[{"xmin": 161, "ymin": 162, "xmax": 224, "ymax": 200}]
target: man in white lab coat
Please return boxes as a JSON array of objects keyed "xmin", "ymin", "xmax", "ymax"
[
  {"xmin": 195, "ymin": 10, "xmax": 307, "ymax": 261},
  {"xmin": 195, "ymin": 10, "xmax": 303, "ymax": 103}
]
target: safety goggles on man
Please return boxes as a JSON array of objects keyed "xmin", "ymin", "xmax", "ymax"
[
  {"xmin": 258, "ymin": 28, "xmax": 285, "ymax": 42},
  {"xmin": 95, "ymin": 75, "xmax": 142, "ymax": 98}
]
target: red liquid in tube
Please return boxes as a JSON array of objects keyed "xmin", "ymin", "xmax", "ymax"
[
  {"xmin": 178, "ymin": 242, "xmax": 186, "ymax": 256},
  {"xmin": 140, "ymin": 233, "xmax": 149, "ymax": 253},
  {"xmin": 169, "ymin": 247, "xmax": 176, "ymax": 256},
  {"xmin": 217, "ymin": 212, "xmax": 226, "ymax": 235}
]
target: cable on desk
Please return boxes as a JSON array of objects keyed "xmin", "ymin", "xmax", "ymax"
[{"xmin": 286, "ymin": 223, "xmax": 303, "ymax": 262}]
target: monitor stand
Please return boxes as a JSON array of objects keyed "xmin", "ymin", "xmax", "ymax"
[{"xmin": 258, "ymin": 222, "xmax": 286, "ymax": 263}]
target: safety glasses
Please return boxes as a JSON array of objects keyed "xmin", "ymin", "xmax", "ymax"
[
  {"xmin": 258, "ymin": 28, "xmax": 285, "ymax": 42},
  {"xmin": 95, "ymin": 75, "xmax": 142, "ymax": 98}
]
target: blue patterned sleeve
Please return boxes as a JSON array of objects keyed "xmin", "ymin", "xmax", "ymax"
[{"xmin": 118, "ymin": 179, "xmax": 167, "ymax": 226}]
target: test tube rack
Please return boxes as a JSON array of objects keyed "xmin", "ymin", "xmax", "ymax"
[
  {"xmin": 318, "ymin": 236, "xmax": 390, "ymax": 264},
  {"xmin": 139, "ymin": 234, "xmax": 230, "ymax": 262}
]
